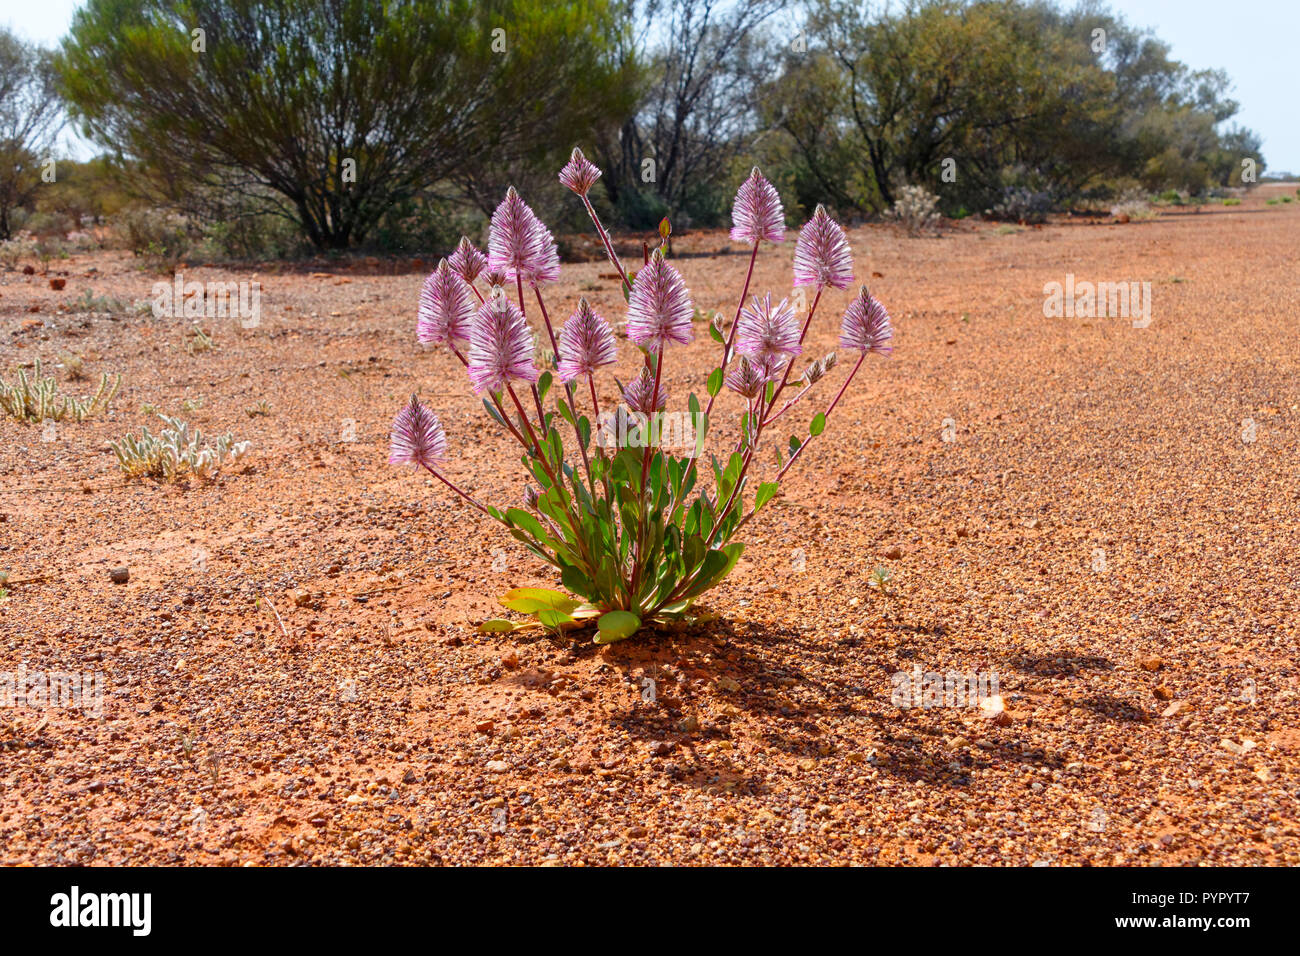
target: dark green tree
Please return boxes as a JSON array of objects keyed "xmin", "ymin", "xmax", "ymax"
[
  {"xmin": 58, "ymin": 0, "xmax": 629, "ymax": 248},
  {"xmin": 0, "ymin": 29, "xmax": 62, "ymax": 240}
]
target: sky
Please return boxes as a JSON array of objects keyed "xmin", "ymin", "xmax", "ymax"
[{"xmin": 5, "ymin": 0, "xmax": 1299, "ymax": 173}]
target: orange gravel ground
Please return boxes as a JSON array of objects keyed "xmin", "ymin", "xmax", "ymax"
[{"xmin": 1, "ymin": 183, "xmax": 1297, "ymax": 865}]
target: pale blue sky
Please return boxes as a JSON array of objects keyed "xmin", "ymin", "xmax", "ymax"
[{"xmin": 5, "ymin": 0, "xmax": 1298, "ymax": 172}]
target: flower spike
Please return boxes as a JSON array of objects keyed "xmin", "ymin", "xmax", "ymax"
[
  {"xmin": 625, "ymin": 249, "xmax": 694, "ymax": 353},
  {"xmin": 559, "ymin": 147, "xmax": 602, "ymax": 197},
  {"xmin": 488, "ymin": 187, "xmax": 560, "ymax": 288},
  {"xmin": 793, "ymin": 204, "xmax": 854, "ymax": 290},
  {"xmin": 557, "ymin": 298, "xmax": 618, "ymax": 383},
  {"xmin": 389, "ymin": 394, "xmax": 448, "ymax": 471},
  {"xmin": 724, "ymin": 356, "xmax": 775, "ymax": 399},
  {"xmin": 838, "ymin": 287, "xmax": 894, "ymax": 355},
  {"xmin": 735, "ymin": 292, "xmax": 802, "ymax": 365},
  {"xmin": 467, "ymin": 295, "xmax": 540, "ymax": 395},
  {"xmin": 417, "ymin": 259, "xmax": 474, "ymax": 349},
  {"xmin": 449, "ymin": 236, "xmax": 487, "ymax": 284},
  {"xmin": 622, "ymin": 366, "xmax": 668, "ymax": 413},
  {"xmin": 730, "ymin": 167, "xmax": 785, "ymax": 245}
]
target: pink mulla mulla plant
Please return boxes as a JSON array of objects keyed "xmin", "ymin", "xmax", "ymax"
[
  {"xmin": 558, "ymin": 146, "xmax": 601, "ymax": 197},
  {"xmin": 730, "ymin": 167, "xmax": 785, "ymax": 245},
  {"xmin": 793, "ymin": 204, "xmax": 854, "ymax": 290},
  {"xmin": 557, "ymin": 298, "xmax": 617, "ymax": 383},
  {"xmin": 449, "ymin": 236, "xmax": 488, "ymax": 285},
  {"xmin": 388, "ymin": 149, "xmax": 900, "ymax": 644},
  {"xmin": 735, "ymin": 292, "xmax": 802, "ymax": 366},
  {"xmin": 466, "ymin": 295, "xmax": 539, "ymax": 396},
  {"xmin": 389, "ymin": 394, "xmax": 448, "ymax": 471},
  {"xmin": 416, "ymin": 259, "xmax": 474, "ymax": 350},
  {"xmin": 838, "ymin": 286, "xmax": 894, "ymax": 355},
  {"xmin": 488, "ymin": 187, "xmax": 560, "ymax": 288},
  {"xmin": 625, "ymin": 249, "xmax": 694, "ymax": 352},
  {"xmin": 622, "ymin": 366, "xmax": 668, "ymax": 414}
]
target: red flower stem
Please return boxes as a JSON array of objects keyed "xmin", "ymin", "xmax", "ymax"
[
  {"xmin": 703, "ymin": 240, "xmax": 759, "ymax": 420},
  {"xmin": 628, "ymin": 350, "xmax": 664, "ymax": 607},
  {"xmin": 511, "ymin": 275, "xmax": 548, "ymax": 426},
  {"xmin": 534, "ymin": 287, "xmax": 593, "ymax": 494},
  {"xmin": 775, "ymin": 350, "xmax": 865, "ymax": 482},
  {"xmin": 581, "ymin": 194, "xmax": 632, "ymax": 294},
  {"xmin": 587, "ymin": 373, "xmax": 601, "ymax": 421},
  {"xmin": 420, "ymin": 462, "xmax": 493, "ymax": 518},
  {"xmin": 450, "ymin": 345, "xmax": 529, "ymax": 449},
  {"xmin": 765, "ymin": 285, "xmax": 823, "ymax": 417}
]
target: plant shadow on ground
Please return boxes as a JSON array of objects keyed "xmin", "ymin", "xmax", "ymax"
[{"xmin": 528, "ymin": 611, "xmax": 1073, "ymax": 792}]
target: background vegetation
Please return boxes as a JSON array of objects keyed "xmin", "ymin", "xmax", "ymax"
[{"xmin": 0, "ymin": 0, "xmax": 1272, "ymax": 261}]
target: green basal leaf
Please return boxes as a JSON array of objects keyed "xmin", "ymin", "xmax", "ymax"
[
  {"xmin": 478, "ymin": 619, "xmax": 519, "ymax": 634},
  {"xmin": 560, "ymin": 562, "xmax": 596, "ymax": 600},
  {"xmin": 594, "ymin": 610, "xmax": 640, "ymax": 643},
  {"xmin": 536, "ymin": 608, "xmax": 575, "ymax": 629},
  {"xmin": 498, "ymin": 587, "xmax": 580, "ymax": 615}
]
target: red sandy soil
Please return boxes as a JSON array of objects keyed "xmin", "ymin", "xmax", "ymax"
[{"xmin": 1, "ymin": 184, "xmax": 1297, "ymax": 866}]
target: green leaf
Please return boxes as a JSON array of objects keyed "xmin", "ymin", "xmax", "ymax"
[
  {"xmin": 560, "ymin": 563, "xmax": 596, "ymax": 600},
  {"xmin": 594, "ymin": 610, "xmax": 640, "ymax": 644},
  {"xmin": 708, "ymin": 319, "xmax": 724, "ymax": 344},
  {"xmin": 482, "ymin": 398, "xmax": 509, "ymax": 430},
  {"xmin": 755, "ymin": 481, "xmax": 779, "ymax": 511},
  {"xmin": 538, "ymin": 371, "xmax": 553, "ymax": 404},
  {"xmin": 706, "ymin": 367, "xmax": 723, "ymax": 397},
  {"xmin": 679, "ymin": 543, "xmax": 744, "ymax": 601},
  {"xmin": 505, "ymin": 507, "xmax": 546, "ymax": 542},
  {"xmin": 556, "ymin": 397, "xmax": 576, "ymax": 426},
  {"xmin": 789, "ymin": 435, "xmax": 801, "ymax": 455},
  {"xmin": 810, "ymin": 412, "xmax": 826, "ymax": 436},
  {"xmin": 537, "ymin": 608, "xmax": 575, "ymax": 629},
  {"xmin": 478, "ymin": 619, "xmax": 519, "ymax": 634},
  {"xmin": 498, "ymin": 587, "xmax": 580, "ymax": 614}
]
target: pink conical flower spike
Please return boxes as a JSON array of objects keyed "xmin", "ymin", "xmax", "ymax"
[
  {"xmin": 389, "ymin": 394, "xmax": 448, "ymax": 471},
  {"xmin": 736, "ymin": 292, "xmax": 802, "ymax": 365},
  {"xmin": 724, "ymin": 356, "xmax": 776, "ymax": 399},
  {"xmin": 730, "ymin": 167, "xmax": 785, "ymax": 245},
  {"xmin": 622, "ymin": 366, "xmax": 668, "ymax": 413},
  {"xmin": 838, "ymin": 287, "xmax": 894, "ymax": 355},
  {"xmin": 793, "ymin": 204, "xmax": 854, "ymax": 290},
  {"xmin": 559, "ymin": 147, "xmax": 602, "ymax": 197},
  {"xmin": 625, "ymin": 249, "xmax": 694, "ymax": 353},
  {"xmin": 449, "ymin": 236, "xmax": 487, "ymax": 284},
  {"xmin": 488, "ymin": 187, "xmax": 560, "ymax": 288},
  {"xmin": 557, "ymin": 298, "xmax": 618, "ymax": 383},
  {"xmin": 467, "ymin": 295, "xmax": 540, "ymax": 395},
  {"xmin": 417, "ymin": 259, "xmax": 474, "ymax": 349}
]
